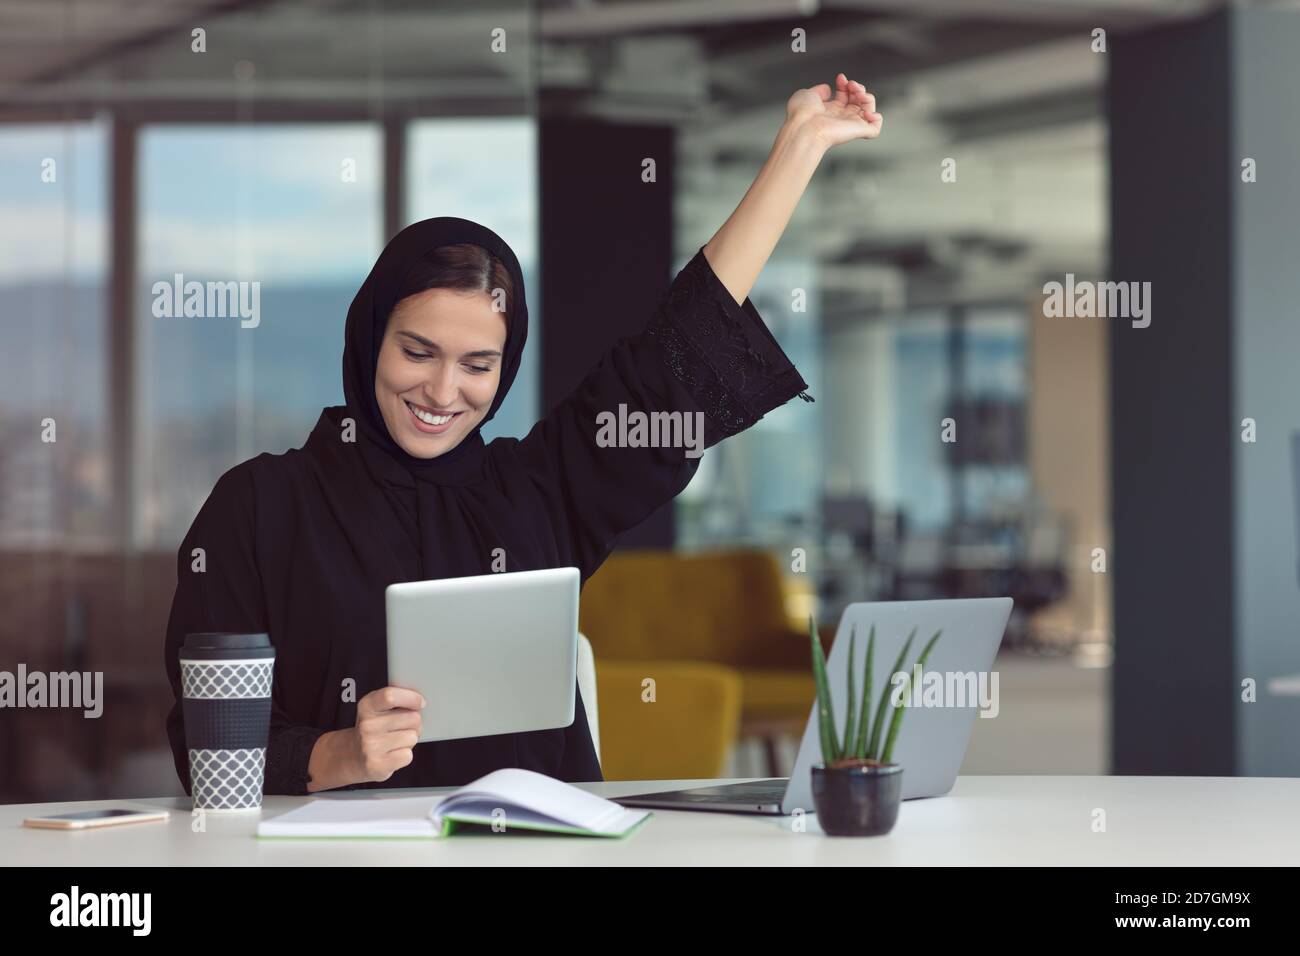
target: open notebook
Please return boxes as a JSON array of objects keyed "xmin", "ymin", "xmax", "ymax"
[{"xmin": 255, "ymin": 768, "xmax": 652, "ymax": 839}]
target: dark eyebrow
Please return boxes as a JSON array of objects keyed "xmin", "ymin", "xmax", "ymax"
[{"xmin": 397, "ymin": 330, "xmax": 501, "ymax": 360}]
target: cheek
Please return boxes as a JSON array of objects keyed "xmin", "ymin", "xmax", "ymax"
[
  {"xmin": 374, "ymin": 351, "xmax": 397, "ymax": 393},
  {"xmin": 472, "ymin": 370, "xmax": 502, "ymax": 408},
  {"xmin": 375, "ymin": 349, "xmax": 418, "ymax": 395}
]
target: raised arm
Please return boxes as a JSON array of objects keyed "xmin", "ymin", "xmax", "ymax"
[
  {"xmin": 514, "ymin": 73, "xmax": 882, "ymax": 583},
  {"xmin": 702, "ymin": 72, "xmax": 884, "ymax": 305}
]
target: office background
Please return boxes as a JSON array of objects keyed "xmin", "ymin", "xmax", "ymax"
[{"xmin": 1, "ymin": 0, "xmax": 1297, "ymax": 802}]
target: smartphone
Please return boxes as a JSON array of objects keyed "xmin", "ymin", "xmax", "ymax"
[{"xmin": 23, "ymin": 808, "xmax": 171, "ymax": 830}]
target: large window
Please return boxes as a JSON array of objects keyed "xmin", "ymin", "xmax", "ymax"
[
  {"xmin": 951, "ymin": 307, "xmax": 1029, "ymax": 521},
  {"xmin": 0, "ymin": 122, "xmax": 108, "ymax": 546},
  {"xmin": 893, "ymin": 310, "xmax": 953, "ymax": 528},
  {"xmin": 891, "ymin": 307, "xmax": 1028, "ymax": 529},
  {"xmin": 136, "ymin": 124, "xmax": 383, "ymax": 547},
  {"xmin": 673, "ymin": 292, "xmax": 1028, "ymax": 547}
]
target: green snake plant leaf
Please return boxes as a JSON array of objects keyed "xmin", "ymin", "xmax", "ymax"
[
  {"xmin": 852, "ymin": 624, "xmax": 875, "ymax": 758},
  {"xmin": 809, "ymin": 615, "xmax": 840, "ymax": 763},
  {"xmin": 880, "ymin": 629, "xmax": 944, "ymax": 765},
  {"xmin": 841, "ymin": 624, "xmax": 857, "ymax": 759},
  {"xmin": 867, "ymin": 627, "xmax": 916, "ymax": 760}
]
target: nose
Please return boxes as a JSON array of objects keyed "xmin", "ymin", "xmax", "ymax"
[{"xmin": 424, "ymin": 359, "xmax": 460, "ymax": 410}]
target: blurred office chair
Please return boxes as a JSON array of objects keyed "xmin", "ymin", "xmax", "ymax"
[
  {"xmin": 592, "ymin": 658, "xmax": 743, "ymax": 781},
  {"xmin": 580, "ymin": 549, "xmax": 819, "ymax": 777},
  {"xmin": 576, "ymin": 631, "xmax": 600, "ymax": 765}
]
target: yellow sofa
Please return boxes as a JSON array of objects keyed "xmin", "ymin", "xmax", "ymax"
[{"xmin": 581, "ymin": 549, "xmax": 822, "ymax": 780}]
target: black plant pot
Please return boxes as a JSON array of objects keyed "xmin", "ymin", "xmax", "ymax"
[{"xmin": 811, "ymin": 763, "xmax": 903, "ymax": 836}]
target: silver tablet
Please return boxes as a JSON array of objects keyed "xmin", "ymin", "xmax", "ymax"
[{"xmin": 385, "ymin": 567, "xmax": 580, "ymax": 743}]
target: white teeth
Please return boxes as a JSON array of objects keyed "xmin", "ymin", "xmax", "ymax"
[{"xmin": 407, "ymin": 402, "xmax": 454, "ymax": 426}]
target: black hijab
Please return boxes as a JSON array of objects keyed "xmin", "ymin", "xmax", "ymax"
[
  {"xmin": 328, "ymin": 216, "xmax": 549, "ymax": 581},
  {"xmin": 342, "ymin": 215, "xmax": 527, "ymax": 482}
]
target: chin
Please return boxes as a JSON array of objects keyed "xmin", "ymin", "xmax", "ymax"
[
  {"xmin": 402, "ymin": 418, "xmax": 486, "ymax": 459},
  {"xmin": 402, "ymin": 431, "xmax": 463, "ymax": 459},
  {"xmin": 382, "ymin": 396, "xmax": 483, "ymax": 458}
]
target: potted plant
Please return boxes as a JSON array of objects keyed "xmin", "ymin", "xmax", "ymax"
[{"xmin": 808, "ymin": 616, "xmax": 942, "ymax": 836}]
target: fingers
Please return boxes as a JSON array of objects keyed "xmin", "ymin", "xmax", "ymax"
[
  {"xmin": 837, "ymin": 74, "xmax": 868, "ymax": 103},
  {"xmin": 803, "ymin": 73, "xmax": 884, "ymax": 146},
  {"xmin": 844, "ymin": 78, "xmax": 876, "ymax": 115},
  {"xmin": 851, "ymin": 81, "xmax": 882, "ymax": 128},
  {"xmin": 377, "ymin": 729, "xmax": 421, "ymax": 754},
  {"xmin": 806, "ymin": 76, "xmax": 879, "ymax": 120},
  {"xmin": 359, "ymin": 709, "xmax": 423, "ymax": 736},
  {"xmin": 359, "ymin": 685, "xmax": 426, "ymax": 716},
  {"xmin": 355, "ymin": 703, "xmax": 423, "ymax": 781},
  {"xmin": 358, "ymin": 730, "xmax": 418, "ymax": 780}
]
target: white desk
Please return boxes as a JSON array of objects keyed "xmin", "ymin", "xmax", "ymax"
[{"xmin": 4, "ymin": 775, "xmax": 1299, "ymax": 866}]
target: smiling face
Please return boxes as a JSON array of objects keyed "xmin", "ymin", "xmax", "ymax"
[{"xmin": 374, "ymin": 287, "xmax": 508, "ymax": 459}]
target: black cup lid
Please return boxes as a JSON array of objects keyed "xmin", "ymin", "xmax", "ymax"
[{"xmin": 183, "ymin": 632, "xmax": 271, "ymax": 651}]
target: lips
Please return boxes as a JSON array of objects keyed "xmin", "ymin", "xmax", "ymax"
[{"xmin": 404, "ymin": 399, "xmax": 461, "ymax": 434}]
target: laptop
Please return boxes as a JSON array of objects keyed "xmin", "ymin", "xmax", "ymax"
[
  {"xmin": 613, "ymin": 597, "xmax": 1012, "ymax": 815},
  {"xmin": 385, "ymin": 567, "xmax": 579, "ymax": 743}
]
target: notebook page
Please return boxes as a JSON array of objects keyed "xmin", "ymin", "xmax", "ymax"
[
  {"xmin": 435, "ymin": 798, "xmax": 649, "ymax": 836},
  {"xmin": 430, "ymin": 768, "xmax": 641, "ymax": 833},
  {"xmin": 257, "ymin": 795, "xmax": 437, "ymax": 836}
]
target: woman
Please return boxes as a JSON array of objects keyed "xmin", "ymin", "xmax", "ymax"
[{"xmin": 164, "ymin": 74, "xmax": 883, "ymax": 794}]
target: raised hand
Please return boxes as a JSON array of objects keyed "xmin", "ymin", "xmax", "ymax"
[
  {"xmin": 698, "ymin": 72, "xmax": 884, "ymax": 306},
  {"xmin": 787, "ymin": 72, "xmax": 883, "ymax": 149}
]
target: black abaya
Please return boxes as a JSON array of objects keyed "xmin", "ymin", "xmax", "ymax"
[{"xmin": 163, "ymin": 217, "xmax": 812, "ymax": 795}]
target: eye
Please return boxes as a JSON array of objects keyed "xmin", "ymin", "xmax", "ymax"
[
  {"xmin": 465, "ymin": 364, "xmax": 493, "ymax": 374},
  {"xmin": 401, "ymin": 347, "xmax": 431, "ymax": 361}
]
